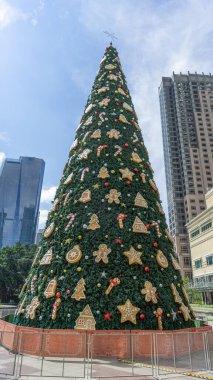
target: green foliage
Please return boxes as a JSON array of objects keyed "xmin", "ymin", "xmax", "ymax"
[
  {"xmin": 14, "ymin": 45, "xmax": 195, "ymax": 330},
  {"xmin": 183, "ymin": 277, "xmax": 202, "ymax": 305},
  {"xmin": 0, "ymin": 243, "xmax": 36, "ymax": 303}
]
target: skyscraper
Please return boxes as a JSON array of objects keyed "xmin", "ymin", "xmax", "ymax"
[
  {"xmin": 0, "ymin": 156, "xmax": 45, "ymax": 247},
  {"xmin": 159, "ymin": 72, "xmax": 213, "ymax": 279}
]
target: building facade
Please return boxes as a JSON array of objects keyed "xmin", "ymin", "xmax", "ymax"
[
  {"xmin": 186, "ymin": 188, "xmax": 213, "ymax": 304},
  {"xmin": 0, "ymin": 157, "xmax": 45, "ymax": 247},
  {"xmin": 159, "ymin": 73, "xmax": 213, "ymax": 278}
]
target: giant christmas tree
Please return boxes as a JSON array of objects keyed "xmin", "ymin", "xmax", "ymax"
[{"xmin": 14, "ymin": 44, "xmax": 195, "ymax": 330}]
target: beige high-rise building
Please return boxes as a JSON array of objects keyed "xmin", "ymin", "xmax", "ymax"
[
  {"xmin": 159, "ymin": 73, "xmax": 213, "ymax": 279},
  {"xmin": 186, "ymin": 188, "xmax": 213, "ymax": 304}
]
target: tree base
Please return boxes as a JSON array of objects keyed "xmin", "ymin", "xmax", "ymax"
[{"xmin": 0, "ymin": 320, "xmax": 211, "ymax": 359}]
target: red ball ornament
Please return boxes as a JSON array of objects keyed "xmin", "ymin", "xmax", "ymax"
[
  {"xmin": 104, "ymin": 312, "xmax": 111, "ymax": 320},
  {"xmin": 144, "ymin": 266, "xmax": 149, "ymax": 272},
  {"xmin": 124, "ymin": 143, "xmax": 129, "ymax": 147},
  {"xmin": 115, "ymin": 239, "xmax": 122, "ymax": 244},
  {"xmin": 104, "ymin": 182, "xmax": 110, "ymax": 187},
  {"xmin": 126, "ymin": 89, "xmax": 129, "ymax": 93},
  {"xmin": 140, "ymin": 313, "xmax": 145, "ymax": 320},
  {"xmin": 66, "ymin": 289, "xmax": 71, "ymax": 295},
  {"xmin": 126, "ymin": 180, "xmax": 131, "ymax": 185},
  {"xmin": 114, "ymin": 118, "xmax": 118, "ymax": 122},
  {"xmin": 56, "ymin": 292, "xmax": 61, "ymax": 298},
  {"xmin": 133, "ymin": 168, "xmax": 138, "ymax": 172},
  {"xmin": 118, "ymin": 84, "xmax": 122, "ymax": 88},
  {"xmin": 145, "ymin": 224, "xmax": 150, "ymax": 229},
  {"xmin": 95, "ymin": 111, "xmax": 99, "ymax": 115},
  {"xmin": 153, "ymin": 242, "xmax": 158, "ymax": 247}
]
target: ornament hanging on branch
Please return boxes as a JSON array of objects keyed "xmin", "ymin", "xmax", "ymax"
[
  {"xmin": 26, "ymin": 297, "xmax": 40, "ymax": 320},
  {"xmin": 43, "ymin": 222, "xmax": 55, "ymax": 238},
  {"xmin": 140, "ymin": 173, "xmax": 146, "ymax": 183},
  {"xmin": 93, "ymin": 244, "xmax": 111, "ymax": 264},
  {"xmin": 65, "ymin": 213, "xmax": 76, "ymax": 231},
  {"xmin": 119, "ymin": 114, "xmax": 131, "ymax": 124},
  {"xmin": 149, "ymin": 178, "xmax": 158, "ymax": 192},
  {"xmin": 123, "ymin": 102, "xmax": 133, "ymax": 112},
  {"xmin": 64, "ymin": 172, "xmax": 73, "ymax": 185},
  {"xmin": 132, "ymin": 216, "xmax": 148, "ymax": 234},
  {"xmin": 99, "ymin": 97, "xmax": 110, "ymax": 107},
  {"xmin": 77, "ymin": 149, "xmax": 91, "ymax": 161},
  {"xmin": 17, "ymin": 295, "xmax": 27, "ymax": 316},
  {"xmin": 64, "ymin": 191, "xmax": 72, "ymax": 205},
  {"xmin": 117, "ymin": 213, "xmax": 127, "ymax": 228},
  {"xmin": 132, "ymin": 152, "xmax": 142, "ymax": 163},
  {"xmin": 105, "ymin": 278, "xmax": 120, "ymax": 295},
  {"xmin": 117, "ymin": 87, "xmax": 126, "ymax": 96},
  {"xmin": 134, "ymin": 193, "xmax": 148, "ymax": 208},
  {"xmin": 52, "ymin": 298, "xmax": 61, "ymax": 320},
  {"xmin": 40, "ymin": 248, "xmax": 53, "ymax": 266},
  {"xmin": 170, "ymin": 283, "xmax": 182, "ymax": 304},
  {"xmin": 79, "ymin": 189, "xmax": 91, "ymax": 203},
  {"xmin": 114, "ymin": 145, "xmax": 122, "ymax": 156},
  {"xmin": 123, "ymin": 246, "xmax": 143, "ymax": 265},
  {"xmin": 117, "ymin": 299, "xmax": 140, "ymax": 325},
  {"xmin": 84, "ymin": 115, "xmax": 93, "ymax": 126},
  {"xmin": 179, "ymin": 304, "xmax": 191, "ymax": 321},
  {"xmin": 156, "ymin": 250, "xmax": 168, "ymax": 268},
  {"xmin": 85, "ymin": 103, "xmax": 94, "ymax": 114},
  {"xmin": 98, "ymin": 112, "xmax": 106, "ymax": 125},
  {"xmin": 98, "ymin": 167, "xmax": 110, "ymax": 179},
  {"xmin": 165, "ymin": 229, "xmax": 174, "ymax": 244},
  {"xmin": 156, "ymin": 201, "xmax": 164, "ymax": 215},
  {"xmin": 44, "ymin": 278, "xmax": 57, "ymax": 299},
  {"xmin": 71, "ymin": 278, "xmax": 86, "ymax": 301},
  {"xmin": 91, "ymin": 129, "xmax": 101, "ymax": 139},
  {"xmin": 66, "ymin": 245, "xmax": 82, "ymax": 264},
  {"xmin": 74, "ymin": 304, "xmax": 96, "ymax": 330},
  {"xmin": 80, "ymin": 168, "xmax": 89, "ymax": 182},
  {"xmin": 31, "ymin": 275, "xmax": 38, "ymax": 294},
  {"xmin": 106, "ymin": 129, "xmax": 121, "ymax": 139},
  {"xmin": 97, "ymin": 86, "xmax": 109, "ymax": 94},
  {"xmin": 141, "ymin": 281, "xmax": 158, "ymax": 304},
  {"xmin": 132, "ymin": 132, "xmax": 139, "ymax": 143},
  {"xmin": 105, "ymin": 189, "xmax": 121, "ymax": 204},
  {"xmin": 97, "ymin": 144, "xmax": 108, "ymax": 157},
  {"xmin": 151, "ymin": 221, "xmax": 162, "ymax": 237},
  {"xmin": 154, "ymin": 307, "xmax": 163, "ymax": 330},
  {"xmin": 105, "ymin": 64, "xmax": 116, "ymax": 70},
  {"xmin": 171, "ymin": 255, "xmax": 181, "ymax": 271},
  {"xmin": 119, "ymin": 168, "xmax": 134, "ymax": 181},
  {"xmin": 87, "ymin": 214, "xmax": 100, "ymax": 230}
]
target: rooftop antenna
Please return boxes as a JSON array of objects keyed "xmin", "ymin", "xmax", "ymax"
[{"xmin": 103, "ymin": 31, "xmax": 118, "ymax": 45}]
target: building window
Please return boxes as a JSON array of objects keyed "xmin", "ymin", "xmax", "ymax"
[
  {"xmin": 206, "ymin": 255, "xmax": 213, "ymax": 266},
  {"xmin": 184, "ymin": 257, "xmax": 191, "ymax": 266},
  {"xmin": 201, "ymin": 221, "xmax": 212, "ymax": 232},
  {"xmin": 195, "ymin": 259, "xmax": 202, "ymax": 269},
  {"xmin": 181, "ymin": 246, "xmax": 189, "ymax": 253},
  {"xmin": 191, "ymin": 229, "xmax": 200, "ymax": 238}
]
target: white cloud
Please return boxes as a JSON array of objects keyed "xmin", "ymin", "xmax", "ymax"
[
  {"xmin": 39, "ymin": 209, "xmax": 49, "ymax": 228},
  {"xmin": 0, "ymin": 0, "xmax": 27, "ymax": 29},
  {"xmin": 79, "ymin": 0, "xmax": 213, "ymax": 216},
  {"xmin": 41, "ymin": 186, "xmax": 57, "ymax": 204},
  {"xmin": 0, "ymin": 152, "xmax": 6, "ymax": 169},
  {"xmin": 0, "ymin": 131, "xmax": 9, "ymax": 143}
]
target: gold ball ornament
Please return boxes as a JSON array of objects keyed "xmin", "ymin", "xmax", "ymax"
[
  {"xmin": 64, "ymin": 269, "xmax": 67, "ymax": 273},
  {"xmin": 97, "ymin": 283, "xmax": 102, "ymax": 288},
  {"xmin": 78, "ymin": 235, "xmax": 82, "ymax": 240},
  {"xmin": 167, "ymin": 313, "xmax": 170, "ymax": 317},
  {"xmin": 77, "ymin": 267, "xmax": 82, "ymax": 272},
  {"xmin": 138, "ymin": 244, "xmax": 142, "ymax": 249}
]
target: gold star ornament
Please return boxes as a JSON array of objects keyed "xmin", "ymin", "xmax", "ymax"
[
  {"xmin": 117, "ymin": 299, "xmax": 140, "ymax": 325},
  {"xmin": 119, "ymin": 167, "xmax": 135, "ymax": 181},
  {"xmin": 123, "ymin": 246, "xmax": 142, "ymax": 265}
]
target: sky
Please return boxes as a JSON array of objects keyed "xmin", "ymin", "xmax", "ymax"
[{"xmin": 0, "ymin": 0, "xmax": 213, "ymax": 229}]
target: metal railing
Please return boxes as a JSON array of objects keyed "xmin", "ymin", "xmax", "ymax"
[{"xmin": 0, "ymin": 329, "xmax": 213, "ymax": 379}]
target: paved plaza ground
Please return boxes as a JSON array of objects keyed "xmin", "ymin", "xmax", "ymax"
[{"xmin": 1, "ymin": 344, "xmax": 213, "ymax": 380}]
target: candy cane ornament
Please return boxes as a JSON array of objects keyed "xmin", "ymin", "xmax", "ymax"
[
  {"xmin": 133, "ymin": 132, "xmax": 139, "ymax": 143},
  {"xmin": 105, "ymin": 278, "xmax": 121, "ymax": 295},
  {"xmin": 82, "ymin": 131, "xmax": 92, "ymax": 142},
  {"xmin": 80, "ymin": 167, "xmax": 89, "ymax": 182},
  {"xmin": 31, "ymin": 275, "xmax": 38, "ymax": 294},
  {"xmin": 151, "ymin": 221, "xmax": 162, "ymax": 237},
  {"xmin": 98, "ymin": 112, "xmax": 106, "ymax": 126},
  {"xmin": 114, "ymin": 145, "xmax": 122, "ymax": 156},
  {"xmin": 97, "ymin": 145, "xmax": 108, "ymax": 157},
  {"xmin": 65, "ymin": 213, "xmax": 77, "ymax": 231}
]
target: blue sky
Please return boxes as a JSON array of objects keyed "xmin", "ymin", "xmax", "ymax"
[{"xmin": 0, "ymin": 0, "xmax": 213, "ymax": 227}]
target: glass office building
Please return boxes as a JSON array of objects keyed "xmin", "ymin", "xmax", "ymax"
[{"xmin": 0, "ymin": 157, "xmax": 45, "ymax": 247}]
